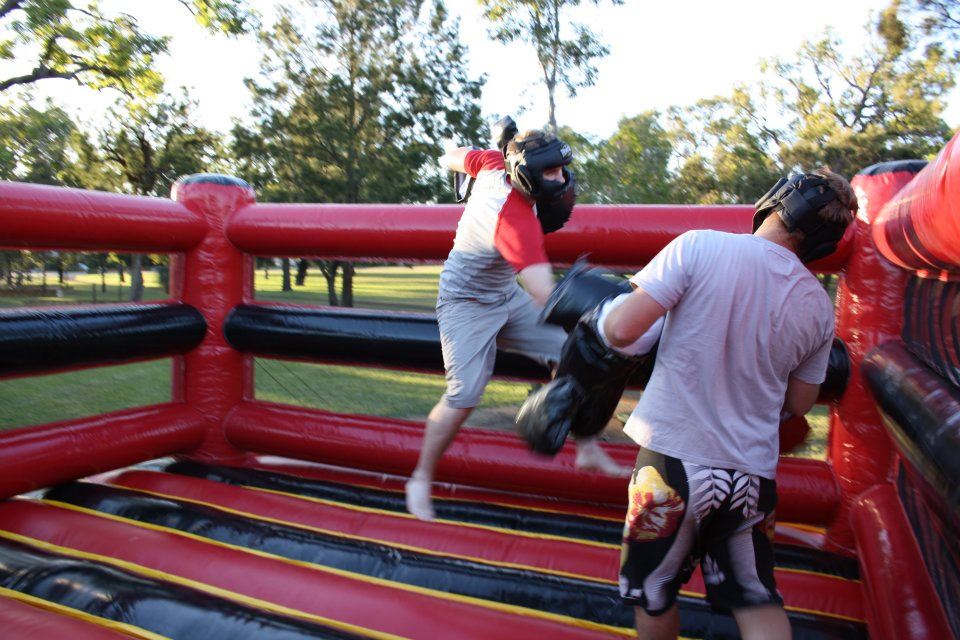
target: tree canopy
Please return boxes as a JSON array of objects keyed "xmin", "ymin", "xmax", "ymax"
[
  {"xmin": 0, "ymin": 0, "xmax": 257, "ymax": 96},
  {"xmin": 479, "ymin": 0, "xmax": 622, "ymax": 131}
]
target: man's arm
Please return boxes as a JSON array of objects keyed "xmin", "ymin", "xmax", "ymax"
[
  {"xmin": 518, "ymin": 263, "xmax": 555, "ymax": 307},
  {"xmin": 440, "ymin": 147, "xmax": 470, "ymax": 173},
  {"xmin": 783, "ymin": 375, "xmax": 820, "ymax": 417},
  {"xmin": 603, "ymin": 287, "xmax": 668, "ymax": 349}
]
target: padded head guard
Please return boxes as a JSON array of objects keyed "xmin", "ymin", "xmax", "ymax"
[
  {"xmin": 505, "ymin": 130, "xmax": 576, "ymax": 233},
  {"xmin": 752, "ymin": 173, "xmax": 848, "ymax": 264}
]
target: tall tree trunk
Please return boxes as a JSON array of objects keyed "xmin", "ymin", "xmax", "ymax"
[
  {"xmin": 295, "ymin": 259, "xmax": 310, "ymax": 286},
  {"xmin": 41, "ymin": 264, "xmax": 47, "ymax": 296},
  {"xmin": 281, "ymin": 258, "xmax": 292, "ymax": 291},
  {"xmin": 130, "ymin": 254, "xmax": 144, "ymax": 301},
  {"xmin": 322, "ymin": 261, "xmax": 340, "ymax": 306},
  {"xmin": 341, "ymin": 262, "xmax": 354, "ymax": 307},
  {"xmin": 56, "ymin": 257, "xmax": 64, "ymax": 284},
  {"xmin": 0, "ymin": 251, "xmax": 13, "ymax": 287},
  {"xmin": 547, "ymin": 83, "xmax": 557, "ymax": 132},
  {"xmin": 117, "ymin": 261, "xmax": 125, "ymax": 283},
  {"xmin": 100, "ymin": 267, "xmax": 107, "ymax": 292}
]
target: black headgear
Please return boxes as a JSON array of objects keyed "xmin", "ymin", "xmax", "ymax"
[
  {"xmin": 505, "ymin": 130, "xmax": 576, "ymax": 233},
  {"xmin": 752, "ymin": 173, "xmax": 848, "ymax": 264}
]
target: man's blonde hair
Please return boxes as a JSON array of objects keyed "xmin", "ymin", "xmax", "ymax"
[{"xmin": 811, "ymin": 167, "xmax": 857, "ymax": 227}]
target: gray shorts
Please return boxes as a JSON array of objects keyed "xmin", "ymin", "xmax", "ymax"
[{"xmin": 437, "ymin": 286, "xmax": 567, "ymax": 409}]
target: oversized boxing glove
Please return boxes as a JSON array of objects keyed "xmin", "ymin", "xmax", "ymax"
[
  {"xmin": 517, "ymin": 301, "xmax": 661, "ymax": 455},
  {"xmin": 541, "ymin": 258, "xmax": 632, "ymax": 332}
]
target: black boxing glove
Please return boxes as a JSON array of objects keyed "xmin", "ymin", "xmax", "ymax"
[
  {"xmin": 540, "ymin": 258, "xmax": 632, "ymax": 332},
  {"xmin": 517, "ymin": 303, "xmax": 660, "ymax": 455}
]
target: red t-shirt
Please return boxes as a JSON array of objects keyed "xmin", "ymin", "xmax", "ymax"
[{"xmin": 461, "ymin": 149, "xmax": 547, "ymax": 272}]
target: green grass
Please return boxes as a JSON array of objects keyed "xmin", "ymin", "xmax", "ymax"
[
  {"xmin": 254, "ymin": 264, "xmax": 441, "ymax": 312},
  {"xmin": 0, "ymin": 270, "xmax": 170, "ymax": 308},
  {"xmin": 0, "ymin": 360, "xmax": 172, "ymax": 430},
  {"xmin": 255, "ymin": 359, "xmax": 530, "ymax": 420}
]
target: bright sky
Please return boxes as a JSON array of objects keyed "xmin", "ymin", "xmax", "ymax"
[{"xmin": 13, "ymin": 0, "xmax": 960, "ymax": 139}]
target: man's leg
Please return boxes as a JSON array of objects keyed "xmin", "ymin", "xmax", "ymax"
[
  {"xmin": 634, "ymin": 605, "xmax": 679, "ymax": 640},
  {"xmin": 405, "ymin": 399, "xmax": 473, "ymax": 521},
  {"xmin": 575, "ymin": 436, "xmax": 631, "ymax": 476},
  {"xmin": 732, "ymin": 604, "xmax": 791, "ymax": 640},
  {"xmin": 498, "ymin": 287, "xmax": 630, "ymax": 476}
]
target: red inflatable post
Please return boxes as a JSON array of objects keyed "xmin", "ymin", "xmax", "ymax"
[
  {"xmin": 872, "ymin": 135, "xmax": 960, "ymax": 275},
  {"xmin": 173, "ymin": 174, "xmax": 256, "ymax": 462},
  {"xmin": 827, "ymin": 161, "xmax": 925, "ymax": 551}
]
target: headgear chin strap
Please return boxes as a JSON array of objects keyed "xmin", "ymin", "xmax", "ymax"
[
  {"xmin": 753, "ymin": 173, "xmax": 847, "ymax": 264},
  {"xmin": 505, "ymin": 130, "xmax": 576, "ymax": 233}
]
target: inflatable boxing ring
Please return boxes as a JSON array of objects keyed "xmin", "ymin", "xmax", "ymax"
[{"xmin": 0, "ymin": 133, "xmax": 958, "ymax": 639}]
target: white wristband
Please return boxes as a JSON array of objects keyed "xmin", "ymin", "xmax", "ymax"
[{"xmin": 596, "ymin": 293, "xmax": 664, "ymax": 356}]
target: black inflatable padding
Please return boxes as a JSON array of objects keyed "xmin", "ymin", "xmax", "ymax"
[
  {"xmin": 856, "ymin": 160, "xmax": 928, "ymax": 176},
  {"xmin": 0, "ymin": 304, "xmax": 206, "ymax": 376},
  {"xmin": 902, "ymin": 276, "xmax": 960, "ymax": 388},
  {"xmin": 862, "ymin": 341, "xmax": 960, "ymax": 534},
  {"xmin": 224, "ymin": 304, "xmax": 549, "ymax": 378},
  {"xmin": 0, "ymin": 537, "xmax": 364, "ymax": 640},
  {"xmin": 175, "ymin": 173, "xmax": 252, "ymax": 188}
]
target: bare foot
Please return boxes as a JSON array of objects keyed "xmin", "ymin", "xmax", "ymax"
[
  {"xmin": 576, "ymin": 439, "xmax": 632, "ymax": 477},
  {"xmin": 405, "ymin": 477, "xmax": 436, "ymax": 521}
]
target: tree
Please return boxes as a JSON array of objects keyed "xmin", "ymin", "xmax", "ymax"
[
  {"xmin": 0, "ymin": 98, "xmax": 88, "ymax": 289},
  {"xmin": 662, "ymin": 7, "xmax": 956, "ymax": 205},
  {"xmin": 574, "ymin": 113, "xmax": 676, "ymax": 204},
  {"xmin": 234, "ymin": 0, "xmax": 484, "ymax": 305},
  {"xmin": 896, "ymin": 0, "xmax": 960, "ymax": 57},
  {"xmin": 0, "ymin": 0, "xmax": 257, "ymax": 95},
  {"xmin": 762, "ymin": 10, "xmax": 956, "ymax": 176},
  {"xmin": 98, "ymin": 93, "xmax": 224, "ymax": 300},
  {"xmin": 479, "ymin": 0, "xmax": 623, "ymax": 131},
  {"xmin": 666, "ymin": 90, "xmax": 782, "ymax": 204}
]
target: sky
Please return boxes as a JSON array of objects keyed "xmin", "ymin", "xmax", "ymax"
[{"xmin": 7, "ymin": 0, "xmax": 959, "ymax": 140}]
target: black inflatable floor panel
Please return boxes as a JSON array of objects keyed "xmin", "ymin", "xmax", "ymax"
[{"xmin": 0, "ymin": 536, "xmax": 366, "ymax": 640}]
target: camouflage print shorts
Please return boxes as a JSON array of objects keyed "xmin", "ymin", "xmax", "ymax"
[{"xmin": 619, "ymin": 447, "xmax": 782, "ymax": 615}]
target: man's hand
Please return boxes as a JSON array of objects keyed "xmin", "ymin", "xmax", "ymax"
[{"xmin": 603, "ymin": 288, "xmax": 668, "ymax": 349}]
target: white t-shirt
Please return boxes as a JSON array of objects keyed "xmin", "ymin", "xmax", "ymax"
[{"xmin": 623, "ymin": 230, "xmax": 834, "ymax": 479}]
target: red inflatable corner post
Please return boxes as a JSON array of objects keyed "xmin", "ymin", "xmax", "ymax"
[
  {"xmin": 173, "ymin": 174, "xmax": 256, "ymax": 462},
  {"xmin": 827, "ymin": 161, "xmax": 925, "ymax": 552}
]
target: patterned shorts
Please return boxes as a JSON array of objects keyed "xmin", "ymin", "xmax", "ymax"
[{"xmin": 619, "ymin": 447, "xmax": 781, "ymax": 615}]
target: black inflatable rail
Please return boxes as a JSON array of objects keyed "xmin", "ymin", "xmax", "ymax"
[
  {"xmin": 224, "ymin": 304, "xmax": 850, "ymax": 400},
  {"xmin": 225, "ymin": 304, "xmax": 550, "ymax": 378},
  {"xmin": 862, "ymin": 341, "xmax": 960, "ymax": 532},
  {"xmin": 0, "ymin": 537, "xmax": 364, "ymax": 640},
  {"xmin": 0, "ymin": 303, "xmax": 206, "ymax": 376}
]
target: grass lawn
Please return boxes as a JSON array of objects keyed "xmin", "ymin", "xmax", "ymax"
[
  {"xmin": 0, "ymin": 360, "xmax": 172, "ymax": 429},
  {"xmin": 253, "ymin": 263, "xmax": 442, "ymax": 313}
]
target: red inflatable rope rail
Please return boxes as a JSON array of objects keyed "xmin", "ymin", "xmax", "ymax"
[
  {"xmin": 224, "ymin": 401, "xmax": 839, "ymax": 524},
  {"xmin": 226, "ymin": 202, "xmax": 853, "ymax": 271},
  {"xmin": 0, "ymin": 404, "xmax": 205, "ymax": 499},
  {"xmin": 0, "ymin": 181, "xmax": 207, "ymax": 252}
]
